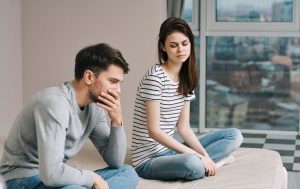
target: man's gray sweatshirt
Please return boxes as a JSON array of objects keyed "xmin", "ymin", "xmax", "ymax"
[{"xmin": 0, "ymin": 82, "xmax": 126, "ymax": 187}]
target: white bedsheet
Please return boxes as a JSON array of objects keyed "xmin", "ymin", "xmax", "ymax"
[
  {"xmin": 0, "ymin": 137, "xmax": 287, "ymax": 189},
  {"xmin": 136, "ymin": 148, "xmax": 287, "ymax": 189}
]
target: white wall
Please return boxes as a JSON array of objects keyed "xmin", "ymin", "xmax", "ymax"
[
  {"xmin": 0, "ymin": 0, "xmax": 22, "ymax": 137},
  {"xmin": 22, "ymin": 0, "xmax": 166, "ymax": 144}
]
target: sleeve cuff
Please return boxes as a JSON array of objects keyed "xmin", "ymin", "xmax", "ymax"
[
  {"xmin": 82, "ymin": 170, "xmax": 96, "ymax": 187},
  {"xmin": 110, "ymin": 124, "xmax": 125, "ymax": 130}
]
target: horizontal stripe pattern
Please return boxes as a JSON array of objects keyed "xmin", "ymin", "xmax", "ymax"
[{"xmin": 131, "ymin": 65, "xmax": 195, "ymax": 168}]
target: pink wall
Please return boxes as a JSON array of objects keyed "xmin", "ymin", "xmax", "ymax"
[
  {"xmin": 21, "ymin": 0, "xmax": 166, "ymax": 143},
  {"xmin": 0, "ymin": 0, "xmax": 22, "ymax": 137}
]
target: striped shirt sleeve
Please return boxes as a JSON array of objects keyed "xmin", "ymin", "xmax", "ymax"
[{"xmin": 138, "ymin": 69, "xmax": 163, "ymax": 101}]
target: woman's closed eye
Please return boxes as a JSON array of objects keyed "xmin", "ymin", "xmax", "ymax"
[
  {"xmin": 170, "ymin": 41, "xmax": 189, "ymax": 48},
  {"xmin": 170, "ymin": 43, "xmax": 178, "ymax": 48},
  {"xmin": 182, "ymin": 42, "xmax": 189, "ymax": 46}
]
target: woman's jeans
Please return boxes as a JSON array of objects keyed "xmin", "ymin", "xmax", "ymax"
[
  {"xmin": 136, "ymin": 128, "xmax": 243, "ymax": 181},
  {"xmin": 6, "ymin": 165, "xmax": 138, "ymax": 189}
]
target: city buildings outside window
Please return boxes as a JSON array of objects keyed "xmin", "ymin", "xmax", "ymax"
[{"xmin": 181, "ymin": 0, "xmax": 300, "ymax": 133}]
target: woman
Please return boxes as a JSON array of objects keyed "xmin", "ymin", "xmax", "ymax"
[{"xmin": 131, "ymin": 17, "xmax": 243, "ymax": 181}]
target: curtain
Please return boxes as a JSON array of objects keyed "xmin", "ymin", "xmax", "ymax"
[{"xmin": 167, "ymin": 0, "xmax": 185, "ymax": 18}]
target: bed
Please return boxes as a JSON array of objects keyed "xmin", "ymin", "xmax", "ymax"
[{"xmin": 0, "ymin": 137, "xmax": 287, "ymax": 189}]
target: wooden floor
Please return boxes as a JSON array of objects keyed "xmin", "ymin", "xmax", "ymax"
[{"xmin": 288, "ymin": 171, "xmax": 300, "ymax": 189}]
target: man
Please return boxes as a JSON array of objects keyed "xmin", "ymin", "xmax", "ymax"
[{"xmin": 0, "ymin": 43, "xmax": 139, "ymax": 189}]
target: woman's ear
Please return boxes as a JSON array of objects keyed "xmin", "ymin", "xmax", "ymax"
[
  {"xmin": 84, "ymin": 70, "xmax": 95, "ymax": 85},
  {"xmin": 161, "ymin": 43, "xmax": 166, "ymax": 52}
]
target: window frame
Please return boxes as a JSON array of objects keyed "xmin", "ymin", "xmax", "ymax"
[
  {"xmin": 195, "ymin": 0, "xmax": 300, "ymax": 134},
  {"xmin": 183, "ymin": 0, "xmax": 200, "ymax": 31}
]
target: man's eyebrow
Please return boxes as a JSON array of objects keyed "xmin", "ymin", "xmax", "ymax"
[{"xmin": 109, "ymin": 77, "xmax": 123, "ymax": 82}]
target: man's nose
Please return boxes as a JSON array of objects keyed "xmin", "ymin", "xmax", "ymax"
[
  {"xmin": 112, "ymin": 85, "xmax": 121, "ymax": 94},
  {"xmin": 116, "ymin": 86, "xmax": 121, "ymax": 94}
]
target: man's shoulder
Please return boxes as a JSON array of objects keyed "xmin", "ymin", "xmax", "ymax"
[{"xmin": 31, "ymin": 84, "xmax": 72, "ymax": 109}]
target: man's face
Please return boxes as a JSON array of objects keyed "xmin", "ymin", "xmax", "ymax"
[{"xmin": 89, "ymin": 64, "xmax": 124, "ymax": 103}]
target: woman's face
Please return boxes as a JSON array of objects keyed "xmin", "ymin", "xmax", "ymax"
[{"xmin": 162, "ymin": 32, "xmax": 191, "ymax": 64}]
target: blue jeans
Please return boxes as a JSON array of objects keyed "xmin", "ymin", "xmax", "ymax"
[
  {"xmin": 136, "ymin": 128, "xmax": 243, "ymax": 181},
  {"xmin": 6, "ymin": 165, "xmax": 138, "ymax": 189}
]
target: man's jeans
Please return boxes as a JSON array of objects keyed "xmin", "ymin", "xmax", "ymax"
[
  {"xmin": 136, "ymin": 128, "xmax": 243, "ymax": 181},
  {"xmin": 6, "ymin": 165, "xmax": 138, "ymax": 189}
]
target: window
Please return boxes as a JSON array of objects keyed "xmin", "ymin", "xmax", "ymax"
[
  {"xmin": 182, "ymin": 0, "xmax": 300, "ymax": 134},
  {"xmin": 207, "ymin": 0, "xmax": 299, "ymax": 32},
  {"xmin": 206, "ymin": 36, "xmax": 300, "ymax": 131},
  {"xmin": 216, "ymin": 0, "xmax": 293, "ymax": 22},
  {"xmin": 190, "ymin": 36, "xmax": 200, "ymax": 129},
  {"xmin": 182, "ymin": 0, "xmax": 201, "ymax": 130},
  {"xmin": 182, "ymin": 0, "xmax": 200, "ymax": 31}
]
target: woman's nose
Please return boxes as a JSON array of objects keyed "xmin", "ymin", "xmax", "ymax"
[{"xmin": 177, "ymin": 45, "xmax": 183, "ymax": 52}]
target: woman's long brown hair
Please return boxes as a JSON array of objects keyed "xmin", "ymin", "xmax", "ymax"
[{"xmin": 158, "ymin": 17, "xmax": 198, "ymax": 96}]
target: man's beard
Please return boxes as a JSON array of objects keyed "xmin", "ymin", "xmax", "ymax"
[{"xmin": 89, "ymin": 90, "xmax": 107, "ymax": 105}]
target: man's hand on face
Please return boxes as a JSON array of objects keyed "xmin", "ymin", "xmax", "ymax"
[{"xmin": 96, "ymin": 89, "xmax": 122, "ymax": 126}]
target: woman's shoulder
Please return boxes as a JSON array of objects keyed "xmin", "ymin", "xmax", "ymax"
[
  {"xmin": 145, "ymin": 64, "xmax": 164, "ymax": 77},
  {"xmin": 138, "ymin": 64, "xmax": 165, "ymax": 88}
]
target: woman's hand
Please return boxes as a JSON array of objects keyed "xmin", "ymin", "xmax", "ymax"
[
  {"xmin": 197, "ymin": 154, "xmax": 217, "ymax": 176},
  {"xmin": 92, "ymin": 174, "xmax": 109, "ymax": 189}
]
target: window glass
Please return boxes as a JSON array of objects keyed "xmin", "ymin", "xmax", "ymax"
[
  {"xmin": 182, "ymin": 0, "xmax": 199, "ymax": 31},
  {"xmin": 206, "ymin": 36, "xmax": 300, "ymax": 131},
  {"xmin": 183, "ymin": 0, "xmax": 193, "ymax": 22},
  {"xmin": 216, "ymin": 0, "xmax": 293, "ymax": 22},
  {"xmin": 190, "ymin": 35, "xmax": 200, "ymax": 129}
]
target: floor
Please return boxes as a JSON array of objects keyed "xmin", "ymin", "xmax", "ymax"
[{"xmin": 288, "ymin": 171, "xmax": 300, "ymax": 189}]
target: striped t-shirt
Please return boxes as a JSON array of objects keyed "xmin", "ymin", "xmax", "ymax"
[{"xmin": 131, "ymin": 65, "xmax": 195, "ymax": 168}]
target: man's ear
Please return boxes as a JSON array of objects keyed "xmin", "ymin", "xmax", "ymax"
[{"xmin": 83, "ymin": 70, "xmax": 95, "ymax": 85}]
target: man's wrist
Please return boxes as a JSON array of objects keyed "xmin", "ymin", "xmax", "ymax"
[{"xmin": 111, "ymin": 120, "xmax": 122, "ymax": 127}]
